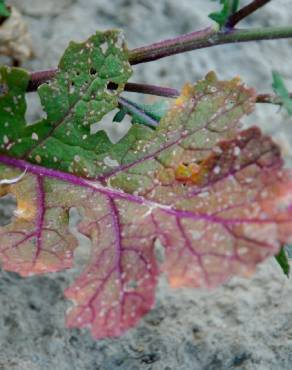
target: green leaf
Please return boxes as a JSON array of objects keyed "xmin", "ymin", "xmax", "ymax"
[
  {"xmin": 272, "ymin": 71, "xmax": 292, "ymax": 115},
  {"xmin": 0, "ymin": 0, "xmax": 10, "ymax": 18},
  {"xmin": 0, "ymin": 30, "xmax": 132, "ymax": 178},
  {"xmin": 113, "ymin": 108, "xmax": 127, "ymax": 123},
  {"xmin": 275, "ymin": 246, "xmax": 290, "ymax": 277},
  {"xmin": 209, "ymin": 0, "xmax": 240, "ymax": 28}
]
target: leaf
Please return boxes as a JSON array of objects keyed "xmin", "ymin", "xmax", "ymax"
[
  {"xmin": 1, "ymin": 66, "xmax": 292, "ymax": 340},
  {"xmin": 0, "ymin": 6, "xmax": 33, "ymax": 63},
  {"xmin": 0, "ymin": 29, "xmax": 132, "ymax": 178},
  {"xmin": 209, "ymin": 0, "xmax": 240, "ymax": 28},
  {"xmin": 275, "ymin": 247, "xmax": 290, "ymax": 277},
  {"xmin": 0, "ymin": 1, "xmax": 10, "ymax": 18},
  {"xmin": 272, "ymin": 71, "xmax": 292, "ymax": 115}
]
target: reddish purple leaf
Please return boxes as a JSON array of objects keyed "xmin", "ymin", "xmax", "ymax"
[{"xmin": 1, "ymin": 73, "xmax": 292, "ymax": 339}]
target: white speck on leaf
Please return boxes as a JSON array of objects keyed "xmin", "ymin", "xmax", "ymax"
[
  {"xmin": 103, "ymin": 156, "xmax": 119, "ymax": 168},
  {"xmin": 31, "ymin": 132, "xmax": 38, "ymax": 141}
]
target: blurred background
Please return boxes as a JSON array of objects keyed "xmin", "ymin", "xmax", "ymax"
[{"xmin": 1, "ymin": 1, "xmax": 292, "ymax": 369}]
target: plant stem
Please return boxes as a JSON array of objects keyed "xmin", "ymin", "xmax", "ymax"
[
  {"xmin": 124, "ymin": 82, "xmax": 290, "ymax": 106},
  {"xmin": 28, "ymin": 72, "xmax": 291, "ymax": 107},
  {"xmin": 27, "ymin": 23, "xmax": 292, "ymax": 110},
  {"xmin": 29, "ymin": 24, "xmax": 292, "ymax": 87},
  {"xmin": 129, "ymin": 25, "xmax": 292, "ymax": 64},
  {"xmin": 118, "ymin": 97, "xmax": 158, "ymax": 127},
  {"xmin": 256, "ymin": 93, "xmax": 292, "ymax": 105},
  {"xmin": 226, "ymin": 0, "xmax": 272, "ymax": 29},
  {"xmin": 129, "ymin": 27, "xmax": 214, "ymax": 64},
  {"xmin": 123, "ymin": 82, "xmax": 179, "ymax": 98},
  {"xmin": 27, "ymin": 68, "xmax": 57, "ymax": 92}
]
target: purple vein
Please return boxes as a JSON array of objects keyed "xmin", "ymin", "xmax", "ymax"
[
  {"xmin": 176, "ymin": 217, "xmax": 210, "ymax": 285},
  {"xmin": 34, "ymin": 176, "xmax": 46, "ymax": 263},
  {"xmin": 108, "ymin": 197, "xmax": 127, "ymax": 323},
  {"xmin": 108, "ymin": 198, "xmax": 123, "ymax": 281},
  {"xmin": 0, "ymin": 154, "xmax": 290, "ymax": 226}
]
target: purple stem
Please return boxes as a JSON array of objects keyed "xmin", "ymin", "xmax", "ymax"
[
  {"xmin": 124, "ymin": 83, "xmax": 287, "ymax": 106},
  {"xmin": 129, "ymin": 27, "xmax": 214, "ymax": 64},
  {"xmin": 28, "ymin": 69, "xmax": 288, "ymax": 105},
  {"xmin": 28, "ymin": 68, "xmax": 292, "ymax": 111},
  {"xmin": 124, "ymin": 82, "xmax": 179, "ymax": 98},
  {"xmin": 226, "ymin": 0, "xmax": 272, "ymax": 29},
  {"xmin": 118, "ymin": 96, "xmax": 159, "ymax": 127},
  {"xmin": 27, "ymin": 69, "xmax": 58, "ymax": 92}
]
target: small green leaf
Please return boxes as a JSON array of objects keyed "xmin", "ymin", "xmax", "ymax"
[
  {"xmin": 0, "ymin": 0, "xmax": 10, "ymax": 18},
  {"xmin": 209, "ymin": 0, "xmax": 240, "ymax": 28},
  {"xmin": 272, "ymin": 71, "xmax": 292, "ymax": 115},
  {"xmin": 275, "ymin": 246, "xmax": 290, "ymax": 277},
  {"xmin": 113, "ymin": 109, "xmax": 127, "ymax": 123}
]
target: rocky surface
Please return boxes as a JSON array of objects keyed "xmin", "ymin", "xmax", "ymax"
[{"xmin": 1, "ymin": 1, "xmax": 292, "ymax": 369}]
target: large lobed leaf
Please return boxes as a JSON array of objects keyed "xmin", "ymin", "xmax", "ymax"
[{"xmin": 1, "ymin": 31, "xmax": 292, "ymax": 339}]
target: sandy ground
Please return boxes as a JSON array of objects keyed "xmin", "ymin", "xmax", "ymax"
[{"xmin": 1, "ymin": 1, "xmax": 292, "ymax": 369}]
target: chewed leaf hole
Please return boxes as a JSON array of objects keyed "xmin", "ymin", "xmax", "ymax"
[
  {"xmin": 69, "ymin": 81, "xmax": 75, "ymax": 94},
  {"xmin": 25, "ymin": 91, "xmax": 47, "ymax": 124},
  {"xmin": 0, "ymin": 193, "xmax": 17, "ymax": 226},
  {"xmin": 89, "ymin": 67, "xmax": 97, "ymax": 75},
  {"xmin": 107, "ymin": 81, "xmax": 118, "ymax": 90},
  {"xmin": 91, "ymin": 109, "xmax": 132, "ymax": 144},
  {"xmin": 69, "ymin": 207, "xmax": 91, "ymax": 267},
  {"xmin": 106, "ymin": 81, "xmax": 119, "ymax": 96}
]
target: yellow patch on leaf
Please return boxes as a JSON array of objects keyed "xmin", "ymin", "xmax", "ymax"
[
  {"xmin": 174, "ymin": 162, "xmax": 208, "ymax": 185},
  {"xmin": 13, "ymin": 198, "xmax": 36, "ymax": 221}
]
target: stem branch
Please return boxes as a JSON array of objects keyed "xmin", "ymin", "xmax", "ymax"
[
  {"xmin": 129, "ymin": 25, "xmax": 292, "ymax": 64},
  {"xmin": 226, "ymin": 0, "xmax": 272, "ymax": 29},
  {"xmin": 118, "ymin": 97, "xmax": 158, "ymax": 127},
  {"xmin": 124, "ymin": 82, "xmax": 290, "ymax": 106},
  {"xmin": 27, "ymin": 24, "xmax": 292, "ymax": 108},
  {"xmin": 28, "ymin": 68, "xmax": 57, "ymax": 92},
  {"xmin": 29, "ymin": 25, "xmax": 292, "ymax": 87},
  {"xmin": 124, "ymin": 82, "xmax": 179, "ymax": 98}
]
